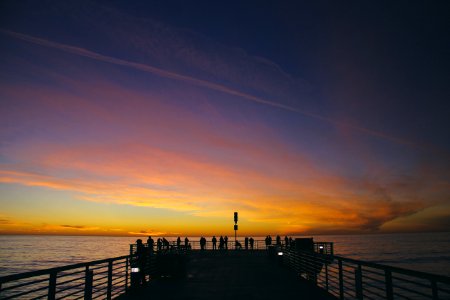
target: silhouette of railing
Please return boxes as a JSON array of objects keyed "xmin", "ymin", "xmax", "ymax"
[
  {"xmin": 282, "ymin": 248, "xmax": 450, "ymax": 300},
  {"xmin": 130, "ymin": 239, "xmax": 333, "ymax": 253},
  {"xmin": 130, "ymin": 245, "xmax": 188, "ymax": 282},
  {"xmin": 4, "ymin": 241, "xmax": 448, "ymax": 299},
  {"xmin": 0, "ymin": 256, "xmax": 129, "ymax": 300}
]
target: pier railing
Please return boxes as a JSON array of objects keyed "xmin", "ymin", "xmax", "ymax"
[
  {"xmin": 3, "ymin": 240, "xmax": 448, "ymax": 300},
  {"xmin": 0, "ymin": 255, "xmax": 129, "ymax": 300},
  {"xmin": 283, "ymin": 248, "xmax": 450, "ymax": 300},
  {"xmin": 130, "ymin": 239, "xmax": 334, "ymax": 254}
]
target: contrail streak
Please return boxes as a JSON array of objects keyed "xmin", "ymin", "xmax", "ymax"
[{"xmin": 0, "ymin": 29, "xmax": 419, "ymax": 147}]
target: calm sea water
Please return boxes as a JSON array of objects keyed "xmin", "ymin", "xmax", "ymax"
[{"xmin": 0, "ymin": 232, "xmax": 449, "ymax": 277}]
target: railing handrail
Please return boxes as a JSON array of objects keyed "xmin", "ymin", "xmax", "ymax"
[
  {"xmin": 133, "ymin": 239, "xmax": 333, "ymax": 250},
  {"xmin": 2, "ymin": 243, "xmax": 449, "ymax": 300},
  {"xmin": 285, "ymin": 249, "xmax": 450, "ymax": 284},
  {"xmin": 330, "ymin": 253, "xmax": 450, "ymax": 284},
  {"xmin": 0, "ymin": 255, "xmax": 129, "ymax": 283},
  {"xmin": 283, "ymin": 248, "xmax": 450, "ymax": 299}
]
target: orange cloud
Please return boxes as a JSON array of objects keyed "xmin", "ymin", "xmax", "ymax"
[{"xmin": 1, "ymin": 139, "xmax": 446, "ymax": 235}]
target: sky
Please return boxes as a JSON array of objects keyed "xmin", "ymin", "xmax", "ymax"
[{"xmin": 0, "ymin": 1, "xmax": 449, "ymax": 237}]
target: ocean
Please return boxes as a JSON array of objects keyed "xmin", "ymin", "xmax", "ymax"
[{"xmin": 0, "ymin": 232, "xmax": 449, "ymax": 277}]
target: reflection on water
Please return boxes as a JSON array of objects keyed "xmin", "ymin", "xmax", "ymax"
[
  {"xmin": 0, "ymin": 232, "xmax": 449, "ymax": 277},
  {"xmin": 0, "ymin": 235, "xmax": 136, "ymax": 276}
]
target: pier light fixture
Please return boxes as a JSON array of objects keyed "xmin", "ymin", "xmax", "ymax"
[
  {"xmin": 131, "ymin": 267, "xmax": 140, "ymax": 273},
  {"xmin": 319, "ymin": 244, "xmax": 324, "ymax": 254},
  {"xmin": 277, "ymin": 252, "xmax": 283, "ymax": 256}
]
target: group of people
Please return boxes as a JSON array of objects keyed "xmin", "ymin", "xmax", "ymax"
[
  {"xmin": 200, "ymin": 235, "xmax": 234, "ymax": 250},
  {"xmin": 201, "ymin": 236, "xmax": 261, "ymax": 250},
  {"xmin": 145, "ymin": 236, "xmax": 191, "ymax": 252},
  {"xmin": 140, "ymin": 235, "xmax": 295, "ymax": 252},
  {"xmin": 265, "ymin": 235, "xmax": 294, "ymax": 248}
]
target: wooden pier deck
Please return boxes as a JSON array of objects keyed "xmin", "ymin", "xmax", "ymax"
[{"xmin": 117, "ymin": 250, "xmax": 336, "ymax": 300}]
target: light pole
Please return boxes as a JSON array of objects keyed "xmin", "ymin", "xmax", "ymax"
[{"xmin": 234, "ymin": 212, "xmax": 238, "ymax": 248}]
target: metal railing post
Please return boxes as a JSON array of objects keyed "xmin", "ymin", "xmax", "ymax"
[
  {"xmin": 84, "ymin": 267, "xmax": 93, "ymax": 300},
  {"xmin": 431, "ymin": 279, "xmax": 438, "ymax": 300},
  {"xmin": 338, "ymin": 259, "xmax": 344, "ymax": 300},
  {"xmin": 355, "ymin": 264, "xmax": 363, "ymax": 300},
  {"xmin": 107, "ymin": 260, "xmax": 113, "ymax": 300},
  {"xmin": 125, "ymin": 256, "xmax": 129, "ymax": 291},
  {"xmin": 47, "ymin": 272, "xmax": 57, "ymax": 300},
  {"xmin": 313, "ymin": 254, "xmax": 318, "ymax": 285},
  {"xmin": 385, "ymin": 270, "xmax": 393, "ymax": 300}
]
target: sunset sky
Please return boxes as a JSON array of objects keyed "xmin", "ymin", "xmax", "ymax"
[{"xmin": 1, "ymin": 1, "xmax": 449, "ymax": 237}]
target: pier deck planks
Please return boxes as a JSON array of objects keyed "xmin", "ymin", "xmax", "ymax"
[{"xmin": 117, "ymin": 250, "xmax": 336, "ymax": 300}]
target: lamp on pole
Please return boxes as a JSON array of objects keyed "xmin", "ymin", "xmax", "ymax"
[{"xmin": 234, "ymin": 212, "xmax": 238, "ymax": 248}]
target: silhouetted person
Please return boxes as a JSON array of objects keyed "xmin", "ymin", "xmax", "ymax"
[
  {"xmin": 135, "ymin": 239, "xmax": 146, "ymax": 284},
  {"xmin": 249, "ymin": 237, "xmax": 254, "ymax": 250},
  {"xmin": 284, "ymin": 236, "xmax": 289, "ymax": 248},
  {"xmin": 276, "ymin": 235, "xmax": 281, "ymax": 246},
  {"xmin": 147, "ymin": 236, "xmax": 154, "ymax": 253},
  {"xmin": 200, "ymin": 237, "xmax": 206, "ymax": 250},
  {"xmin": 224, "ymin": 236, "xmax": 228, "ymax": 249},
  {"xmin": 157, "ymin": 238, "xmax": 162, "ymax": 251},
  {"xmin": 268, "ymin": 235, "xmax": 272, "ymax": 245},
  {"xmin": 235, "ymin": 240, "xmax": 242, "ymax": 250},
  {"xmin": 219, "ymin": 236, "xmax": 224, "ymax": 250},
  {"xmin": 185, "ymin": 237, "xmax": 189, "ymax": 249},
  {"xmin": 162, "ymin": 237, "xmax": 169, "ymax": 250},
  {"xmin": 177, "ymin": 237, "xmax": 181, "ymax": 249},
  {"xmin": 265, "ymin": 236, "xmax": 269, "ymax": 248},
  {"xmin": 212, "ymin": 236, "xmax": 217, "ymax": 250},
  {"xmin": 245, "ymin": 237, "xmax": 249, "ymax": 250}
]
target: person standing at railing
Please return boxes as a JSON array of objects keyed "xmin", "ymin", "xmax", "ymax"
[
  {"xmin": 184, "ymin": 237, "xmax": 189, "ymax": 249},
  {"xmin": 219, "ymin": 236, "xmax": 224, "ymax": 250},
  {"xmin": 147, "ymin": 236, "xmax": 154, "ymax": 253},
  {"xmin": 284, "ymin": 236, "xmax": 289, "ymax": 249},
  {"xmin": 276, "ymin": 235, "xmax": 281, "ymax": 246},
  {"xmin": 177, "ymin": 237, "xmax": 181, "ymax": 249},
  {"xmin": 249, "ymin": 237, "xmax": 254, "ymax": 250},
  {"xmin": 157, "ymin": 238, "xmax": 162, "ymax": 251},
  {"xmin": 224, "ymin": 236, "xmax": 228, "ymax": 250},
  {"xmin": 135, "ymin": 239, "xmax": 146, "ymax": 284},
  {"xmin": 200, "ymin": 236, "xmax": 206, "ymax": 250},
  {"xmin": 245, "ymin": 237, "xmax": 249, "ymax": 250},
  {"xmin": 212, "ymin": 236, "xmax": 217, "ymax": 250},
  {"xmin": 162, "ymin": 237, "xmax": 169, "ymax": 250}
]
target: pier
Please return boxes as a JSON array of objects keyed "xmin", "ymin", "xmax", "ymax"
[
  {"xmin": 1, "ymin": 238, "xmax": 450, "ymax": 299},
  {"xmin": 117, "ymin": 250, "xmax": 333, "ymax": 300}
]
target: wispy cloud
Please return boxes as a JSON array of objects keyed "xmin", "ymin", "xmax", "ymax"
[
  {"xmin": 0, "ymin": 29, "xmax": 421, "ymax": 147},
  {"xmin": 128, "ymin": 230, "xmax": 168, "ymax": 236},
  {"xmin": 59, "ymin": 224, "xmax": 99, "ymax": 231}
]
